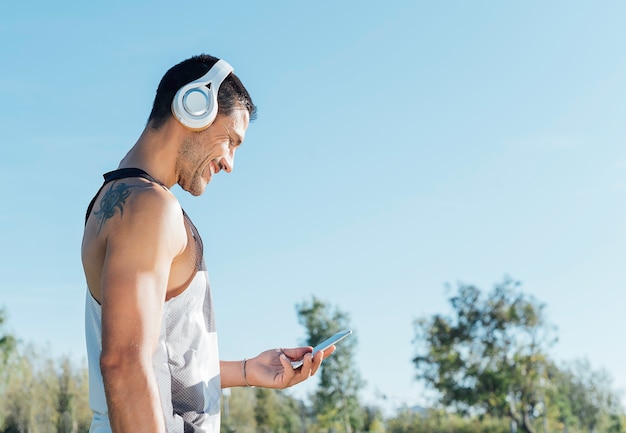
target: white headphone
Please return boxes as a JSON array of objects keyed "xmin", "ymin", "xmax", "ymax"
[{"xmin": 171, "ymin": 59, "xmax": 234, "ymax": 130}]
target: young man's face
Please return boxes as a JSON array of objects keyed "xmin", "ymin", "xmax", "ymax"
[{"xmin": 176, "ymin": 107, "xmax": 250, "ymax": 196}]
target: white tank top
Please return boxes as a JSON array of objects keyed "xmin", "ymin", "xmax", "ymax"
[{"xmin": 84, "ymin": 169, "xmax": 221, "ymax": 433}]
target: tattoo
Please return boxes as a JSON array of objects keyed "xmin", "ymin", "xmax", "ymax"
[{"xmin": 94, "ymin": 182, "xmax": 135, "ymax": 234}]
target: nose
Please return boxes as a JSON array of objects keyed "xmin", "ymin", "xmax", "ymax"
[{"xmin": 219, "ymin": 150, "xmax": 235, "ymax": 173}]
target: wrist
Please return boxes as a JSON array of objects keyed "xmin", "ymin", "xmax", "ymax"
[{"xmin": 242, "ymin": 358, "xmax": 256, "ymax": 388}]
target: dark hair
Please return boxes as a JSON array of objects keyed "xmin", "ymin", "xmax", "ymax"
[{"xmin": 147, "ymin": 54, "xmax": 257, "ymax": 129}]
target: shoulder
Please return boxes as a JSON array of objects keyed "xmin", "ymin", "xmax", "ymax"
[
  {"xmin": 94, "ymin": 178, "xmax": 179, "ymax": 223},
  {"xmin": 93, "ymin": 178, "xmax": 187, "ymax": 255}
]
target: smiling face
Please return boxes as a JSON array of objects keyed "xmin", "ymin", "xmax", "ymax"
[{"xmin": 175, "ymin": 106, "xmax": 250, "ymax": 196}]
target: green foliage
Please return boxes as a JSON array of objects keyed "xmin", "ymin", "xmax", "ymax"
[
  {"xmin": 1, "ymin": 346, "xmax": 59, "ymax": 433},
  {"xmin": 221, "ymin": 387, "xmax": 256, "ymax": 433},
  {"xmin": 221, "ymin": 387, "xmax": 305, "ymax": 433},
  {"xmin": 0, "ymin": 308, "xmax": 16, "ymax": 370},
  {"xmin": 385, "ymin": 408, "xmax": 509, "ymax": 433},
  {"xmin": 547, "ymin": 359, "xmax": 625, "ymax": 433},
  {"xmin": 297, "ymin": 296, "xmax": 365, "ymax": 433},
  {"xmin": 608, "ymin": 414, "xmax": 626, "ymax": 433},
  {"xmin": 0, "ymin": 342, "xmax": 91, "ymax": 433},
  {"xmin": 413, "ymin": 277, "xmax": 556, "ymax": 433},
  {"xmin": 0, "ymin": 308, "xmax": 17, "ymax": 430},
  {"xmin": 254, "ymin": 388, "xmax": 303, "ymax": 433},
  {"xmin": 384, "ymin": 404, "xmax": 626, "ymax": 433},
  {"xmin": 412, "ymin": 277, "xmax": 626, "ymax": 433},
  {"xmin": 362, "ymin": 406, "xmax": 386, "ymax": 433}
]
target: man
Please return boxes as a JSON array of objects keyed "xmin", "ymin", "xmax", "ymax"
[{"xmin": 82, "ymin": 54, "xmax": 331, "ymax": 433}]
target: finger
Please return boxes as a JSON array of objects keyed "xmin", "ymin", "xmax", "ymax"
[
  {"xmin": 310, "ymin": 350, "xmax": 324, "ymax": 376},
  {"xmin": 321, "ymin": 345, "xmax": 336, "ymax": 357},
  {"xmin": 288, "ymin": 352, "xmax": 310, "ymax": 382},
  {"xmin": 279, "ymin": 352, "xmax": 293, "ymax": 371},
  {"xmin": 282, "ymin": 352, "xmax": 304, "ymax": 383},
  {"xmin": 300, "ymin": 352, "xmax": 313, "ymax": 371},
  {"xmin": 282, "ymin": 346, "xmax": 313, "ymax": 361}
]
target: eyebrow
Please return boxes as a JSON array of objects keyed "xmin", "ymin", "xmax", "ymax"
[{"xmin": 223, "ymin": 125, "xmax": 244, "ymax": 146}]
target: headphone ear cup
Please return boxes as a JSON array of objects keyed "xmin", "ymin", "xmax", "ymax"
[
  {"xmin": 183, "ymin": 87, "xmax": 212, "ymax": 117},
  {"xmin": 172, "ymin": 84, "xmax": 216, "ymax": 130},
  {"xmin": 171, "ymin": 60, "xmax": 234, "ymax": 130}
]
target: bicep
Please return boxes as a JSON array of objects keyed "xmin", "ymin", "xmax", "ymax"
[
  {"xmin": 99, "ymin": 192, "xmax": 185, "ymax": 358},
  {"xmin": 100, "ymin": 249, "xmax": 169, "ymax": 358}
]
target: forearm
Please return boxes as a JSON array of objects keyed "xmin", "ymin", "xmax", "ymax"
[
  {"xmin": 102, "ymin": 357, "xmax": 166, "ymax": 433},
  {"xmin": 220, "ymin": 360, "xmax": 248, "ymax": 388}
]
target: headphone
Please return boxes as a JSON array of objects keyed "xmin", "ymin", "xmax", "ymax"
[{"xmin": 171, "ymin": 59, "xmax": 234, "ymax": 130}]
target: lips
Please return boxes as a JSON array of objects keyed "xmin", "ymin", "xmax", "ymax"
[{"xmin": 201, "ymin": 160, "xmax": 220, "ymax": 183}]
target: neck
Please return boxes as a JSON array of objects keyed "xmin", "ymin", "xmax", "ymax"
[{"xmin": 119, "ymin": 120, "xmax": 183, "ymax": 188}]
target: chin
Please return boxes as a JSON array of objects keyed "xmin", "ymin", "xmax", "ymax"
[
  {"xmin": 189, "ymin": 184, "xmax": 207, "ymax": 196},
  {"xmin": 182, "ymin": 171, "xmax": 210, "ymax": 196},
  {"xmin": 180, "ymin": 180, "xmax": 205, "ymax": 197},
  {"xmin": 193, "ymin": 180, "xmax": 210, "ymax": 196}
]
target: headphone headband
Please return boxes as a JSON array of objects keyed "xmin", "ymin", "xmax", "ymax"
[{"xmin": 171, "ymin": 59, "xmax": 234, "ymax": 130}]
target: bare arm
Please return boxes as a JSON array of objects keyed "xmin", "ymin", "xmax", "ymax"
[{"xmin": 98, "ymin": 187, "xmax": 186, "ymax": 433}]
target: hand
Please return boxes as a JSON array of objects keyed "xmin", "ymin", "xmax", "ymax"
[{"xmin": 245, "ymin": 346, "xmax": 336, "ymax": 389}]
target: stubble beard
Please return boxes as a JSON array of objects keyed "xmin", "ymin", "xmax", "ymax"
[{"xmin": 177, "ymin": 135, "xmax": 208, "ymax": 197}]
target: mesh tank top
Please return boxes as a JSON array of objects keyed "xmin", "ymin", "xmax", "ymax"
[{"xmin": 84, "ymin": 168, "xmax": 221, "ymax": 433}]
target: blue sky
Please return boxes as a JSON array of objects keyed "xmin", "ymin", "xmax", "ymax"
[{"xmin": 2, "ymin": 1, "xmax": 626, "ymax": 411}]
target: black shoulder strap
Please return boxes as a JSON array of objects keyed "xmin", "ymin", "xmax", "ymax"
[{"xmin": 84, "ymin": 168, "xmax": 163, "ymax": 225}]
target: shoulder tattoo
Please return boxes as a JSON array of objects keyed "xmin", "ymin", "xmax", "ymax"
[{"xmin": 93, "ymin": 182, "xmax": 136, "ymax": 234}]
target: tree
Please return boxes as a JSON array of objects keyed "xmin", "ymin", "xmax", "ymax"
[
  {"xmin": 55, "ymin": 356, "xmax": 91, "ymax": 433},
  {"xmin": 412, "ymin": 277, "xmax": 557, "ymax": 433},
  {"xmin": 544, "ymin": 360, "xmax": 577, "ymax": 432},
  {"xmin": 0, "ymin": 308, "xmax": 16, "ymax": 390},
  {"xmin": 0, "ymin": 342, "xmax": 91, "ymax": 433},
  {"xmin": 0, "ymin": 309, "xmax": 16, "ymax": 364},
  {"xmin": 549, "ymin": 359, "xmax": 625, "ymax": 433},
  {"xmin": 385, "ymin": 407, "xmax": 509, "ymax": 433},
  {"xmin": 1, "ymin": 345, "xmax": 57, "ymax": 433},
  {"xmin": 221, "ymin": 388, "xmax": 256, "ymax": 433},
  {"xmin": 296, "ymin": 296, "xmax": 365, "ymax": 433},
  {"xmin": 57, "ymin": 357, "xmax": 76, "ymax": 433},
  {"xmin": 254, "ymin": 388, "xmax": 303, "ymax": 433},
  {"xmin": 220, "ymin": 387, "xmax": 306, "ymax": 433},
  {"xmin": 361, "ymin": 406, "xmax": 385, "ymax": 433},
  {"xmin": 0, "ymin": 308, "xmax": 17, "ymax": 430}
]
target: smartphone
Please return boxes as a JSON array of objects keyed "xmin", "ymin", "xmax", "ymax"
[{"xmin": 291, "ymin": 329, "xmax": 352, "ymax": 369}]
